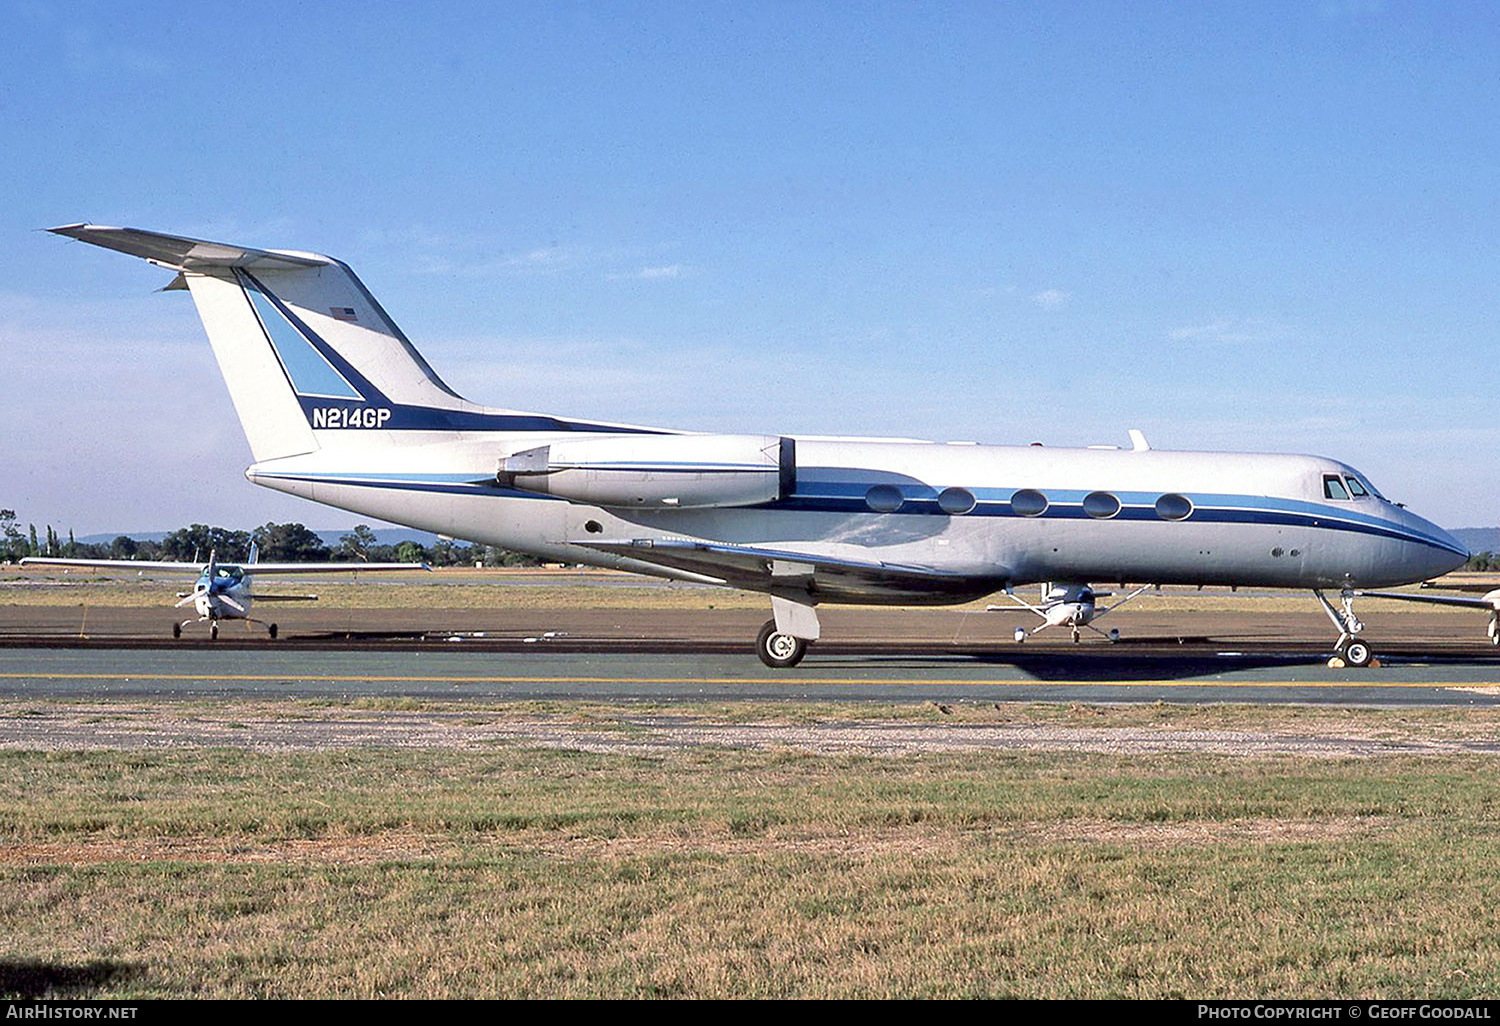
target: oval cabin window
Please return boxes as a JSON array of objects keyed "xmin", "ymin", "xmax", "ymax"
[
  {"xmin": 1083, "ymin": 491, "xmax": 1122, "ymax": 519},
  {"xmin": 937, "ymin": 487, "xmax": 977, "ymax": 515},
  {"xmin": 1154, "ymin": 493, "xmax": 1193, "ymax": 521},
  {"xmin": 1010, "ymin": 489, "xmax": 1048, "ymax": 517},
  {"xmin": 865, "ymin": 484, "xmax": 904, "ymax": 513}
]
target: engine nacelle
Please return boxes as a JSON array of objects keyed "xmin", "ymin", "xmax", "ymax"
[{"xmin": 499, "ymin": 434, "xmax": 795, "ymax": 509}]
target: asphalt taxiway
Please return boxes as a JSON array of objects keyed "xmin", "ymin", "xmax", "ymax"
[
  {"xmin": 4, "ymin": 643, "xmax": 1500, "ymax": 704},
  {"xmin": 4, "ymin": 601, "xmax": 1500, "ymax": 704}
]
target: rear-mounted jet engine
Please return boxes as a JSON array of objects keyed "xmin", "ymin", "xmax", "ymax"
[{"xmin": 499, "ymin": 434, "xmax": 796, "ymax": 509}]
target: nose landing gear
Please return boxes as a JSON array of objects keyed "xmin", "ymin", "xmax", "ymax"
[{"xmin": 1314, "ymin": 589, "xmax": 1377, "ymax": 668}]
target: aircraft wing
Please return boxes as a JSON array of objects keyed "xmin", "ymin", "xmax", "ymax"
[
  {"xmin": 242, "ymin": 562, "xmax": 429, "ymax": 575},
  {"xmin": 1420, "ymin": 580, "xmax": 1500, "ymax": 594},
  {"xmin": 1359, "ymin": 589, "xmax": 1500, "ymax": 610},
  {"xmin": 577, "ymin": 539, "xmax": 1003, "ymax": 601},
  {"xmin": 20, "ymin": 557, "xmax": 203, "ymax": 574}
]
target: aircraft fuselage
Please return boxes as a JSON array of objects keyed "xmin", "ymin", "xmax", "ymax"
[{"xmin": 246, "ymin": 434, "xmax": 1466, "ymax": 603}]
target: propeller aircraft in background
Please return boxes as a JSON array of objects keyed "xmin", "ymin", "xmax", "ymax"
[{"xmin": 21, "ymin": 545, "xmax": 426, "ymax": 639}]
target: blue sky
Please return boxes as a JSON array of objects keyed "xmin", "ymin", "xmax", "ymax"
[{"xmin": 3, "ymin": 0, "xmax": 1498, "ymax": 533}]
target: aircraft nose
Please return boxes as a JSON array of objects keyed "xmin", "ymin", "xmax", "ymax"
[{"xmin": 1409, "ymin": 516, "xmax": 1468, "ymax": 580}]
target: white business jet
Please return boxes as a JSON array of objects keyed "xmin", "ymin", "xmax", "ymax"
[
  {"xmin": 21, "ymin": 544, "xmax": 425, "ymax": 639},
  {"xmin": 47, "ymin": 224, "xmax": 1467, "ymax": 667}
]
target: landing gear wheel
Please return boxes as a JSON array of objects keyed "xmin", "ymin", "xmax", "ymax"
[
  {"xmin": 172, "ymin": 623, "xmax": 181, "ymax": 639},
  {"xmin": 756, "ymin": 619, "xmax": 807, "ymax": 668},
  {"xmin": 269, "ymin": 623, "xmax": 278, "ymax": 640},
  {"xmin": 1343, "ymin": 640, "xmax": 1373, "ymax": 668},
  {"xmin": 210, "ymin": 623, "xmax": 219, "ymax": 641}
]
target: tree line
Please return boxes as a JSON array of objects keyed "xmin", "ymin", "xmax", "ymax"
[
  {"xmin": 0, "ymin": 510, "xmax": 542, "ymax": 567},
  {"xmin": 1466, "ymin": 551, "xmax": 1499, "ymax": 572}
]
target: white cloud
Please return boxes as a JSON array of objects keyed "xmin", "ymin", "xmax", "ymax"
[
  {"xmin": 1168, "ymin": 318, "xmax": 1298, "ymax": 347},
  {"xmin": 362, "ymin": 226, "xmax": 686, "ymax": 282},
  {"xmin": 636, "ymin": 264, "xmax": 682, "ymax": 279},
  {"xmin": 607, "ymin": 264, "xmax": 684, "ymax": 281},
  {"xmin": 1032, "ymin": 289, "xmax": 1069, "ymax": 311}
]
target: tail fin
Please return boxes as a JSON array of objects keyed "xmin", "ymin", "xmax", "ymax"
[{"xmin": 49, "ymin": 225, "xmax": 467, "ymax": 462}]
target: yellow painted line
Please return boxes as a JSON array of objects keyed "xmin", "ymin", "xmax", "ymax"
[{"xmin": 0, "ymin": 672, "xmax": 1489, "ymax": 688}]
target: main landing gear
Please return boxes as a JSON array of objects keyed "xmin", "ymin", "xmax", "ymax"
[
  {"xmin": 1314, "ymin": 588, "xmax": 1375, "ymax": 668},
  {"xmin": 757, "ymin": 620, "xmax": 808, "ymax": 668},
  {"xmin": 755, "ymin": 596, "xmax": 821, "ymax": 668}
]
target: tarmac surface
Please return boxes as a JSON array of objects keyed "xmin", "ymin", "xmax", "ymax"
[{"xmin": 3, "ymin": 603, "xmax": 1500, "ymax": 704}]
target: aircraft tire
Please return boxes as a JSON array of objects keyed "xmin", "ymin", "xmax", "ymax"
[
  {"xmin": 210, "ymin": 623, "xmax": 219, "ymax": 641},
  {"xmin": 171, "ymin": 623, "xmax": 181, "ymax": 639},
  {"xmin": 756, "ymin": 619, "xmax": 807, "ymax": 668},
  {"xmin": 269, "ymin": 623, "xmax": 279, "ymax": 640},
  {"xmin": 1343, "ymin": 640, "xmax": 1373, "ymax": 668}
]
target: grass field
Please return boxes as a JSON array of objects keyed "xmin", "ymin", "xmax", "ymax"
[
  {"xmin": 0, "ymin": 565, "xmax": 1485, "ymax": 614},
  {"xmin": 4, "ymin": 701, "xmax": 1500, "ymax": 998}
]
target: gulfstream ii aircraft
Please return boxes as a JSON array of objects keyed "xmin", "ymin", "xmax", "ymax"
[{"xmin": 49, "ymin": 224, "xmax": 1468, "ymax": 667}]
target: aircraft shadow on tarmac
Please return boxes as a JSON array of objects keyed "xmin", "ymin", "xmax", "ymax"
[
  {"xmin": 805, "ymin": 642, "xmax": 1500, "ymax": 681},
  {"xmin": 808, "ymin": 651, "xmax": 1333, "ymax": 681}
]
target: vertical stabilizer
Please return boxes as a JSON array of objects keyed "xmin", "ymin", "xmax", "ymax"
[
  {"xmin": 50, "ymin": 223, "xmax": 665, "ymax": 451},
  {"xmin": 50, "ymin": 224, "xmax": 476, "ymax": 462}
]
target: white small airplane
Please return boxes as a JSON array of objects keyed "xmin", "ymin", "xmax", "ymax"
[
  {"xmin": 21, "ymin": 545, "xmax": 426, "ymax": 639},
  {"xmin": 989, "ymin": 583, "xmax": 1157, "ymax": 643},
  {"xmin": 47, "ymin": 224, "xmax": 1470, "ymax": 668}
]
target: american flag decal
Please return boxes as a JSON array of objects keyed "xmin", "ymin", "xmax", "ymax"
[{"xmin": 330, "ymin": 306, "xmax": 358, "ymax": 322}]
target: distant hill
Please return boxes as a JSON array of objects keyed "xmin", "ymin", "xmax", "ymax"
[
  {"xmin": 1450, "ymin": 528, "xmax": 1499, "ymax": 554},
  {"xmin": 77, "ymin": 528, "xmax": 444, "ymax": 548}
]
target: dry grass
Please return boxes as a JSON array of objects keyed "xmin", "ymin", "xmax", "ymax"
[
  {"xmin": 2, "ymin": 565, "xmax": 1483, "ymax": 613},
  {"xmin": 3, "ymin": 713, "xmax": 1500, "ymax": 997}
]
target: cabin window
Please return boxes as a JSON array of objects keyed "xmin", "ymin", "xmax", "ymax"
[
  {"xmin": 1010, "ymin": 489, "xmax": 1048, "ymax": 517},
  {"xmin": 1155, "ymin": 493, "xmax": 1193, "ymax": 521},
  {"xmin": 1323, "ymin": 475, "xmax": 1350, "ymax": 500},
  {"xmin": 865, "ymin": 484, "xmax": 904, "ymax": 513},
  {"xmin": 1082, "ymin": 491, "xmax": 1122, "ymax": 519},
  {"xmin": 937, "ymin": 487, "xmax": 977, "ymax": 515},
  {"xmin": 1344, "ymin": 476, "xmax": 1369, "ymax": 498}
]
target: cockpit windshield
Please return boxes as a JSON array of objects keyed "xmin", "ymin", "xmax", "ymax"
[{"xmin": 1342, "ymin": 469, "xmax": 1386, "ymax": 501}]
